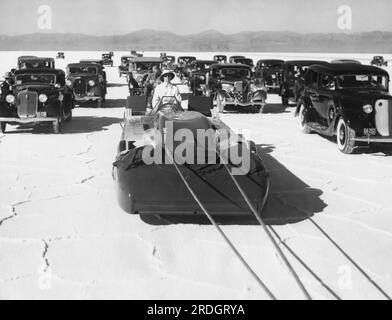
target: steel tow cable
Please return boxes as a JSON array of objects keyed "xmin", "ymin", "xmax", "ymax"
[
  {"xmin": 165, "ymin": 147, "xmax": 277, "ymax": 300},
  {"xmin": 221, "ymin": 161, "xmax": 312, "ymax": 300}
]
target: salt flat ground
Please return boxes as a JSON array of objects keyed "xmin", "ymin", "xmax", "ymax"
[{"xmin": 0, "ymin": 51, "xmax": 392, "ymax": 300}]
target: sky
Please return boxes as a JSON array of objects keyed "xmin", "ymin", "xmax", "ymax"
[{"xmin": 0, "ymin": 0, "xmax": 392, "ymax": 36}]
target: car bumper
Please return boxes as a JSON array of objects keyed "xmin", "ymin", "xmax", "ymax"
[
  {"xmin": 0, "ymin": 117, "xmax": 58, "ymax": 124},
  {"xmin": 354, "ymin": 136, "xmax": 392, "ymax": 143},
  {"xmin": 75, "ymin": 96, "xmax": 102, "ymax": 102},
  {"xmin": 222, "ymin": 100, "xmax": 266, "ymax": 107}
]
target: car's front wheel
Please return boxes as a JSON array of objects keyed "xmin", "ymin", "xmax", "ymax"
[
  {"xmin": 0, "ymin": 122, "xmax": 6, "ymax": 134},
  {"xmin": 336, "ymin": 118, "xmax": 356, "ymax": 154},
  {"xmin": 298, "ymin": 103, "xmax": 312, "ymax": 134}
]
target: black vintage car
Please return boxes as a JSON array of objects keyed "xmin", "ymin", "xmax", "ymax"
[
  {"xmin": 213, "ymin": 55, "xmax": 227, "ymax": 64},
  {"xmin": 67, "ymin": 63, "xmax": 107, "ymax": 107},
  {"xmin": 205, "ymin": 64, "xmax": 267, "ymax": 113},
  {"xmin": 56, "ymin": 52, "xmax": 65, "ymax": 59},
  {"xmin": 188, "ymin": 60, "xmax": 216, "ymax": 95},
  {"xmin": 297, "ymin": 63, "xmax": 392, "ymax": 153},
  {"xmin": 119, "ymin": 56, "xmax": 133, "ymax": 77},
  {"xmin": 254, "ymin": 59, "xmax": 284, "ymax": 93},
  {"xmin": 0, "ymin": 69, "xmax": 74, "ymax": 134},
  {"xmin": 279, "ymin": 60, "xmax": 329, "ymax": 107},
  {"xmin": 17, "ymin": 57, "xmax": 55, "ymax": 70},
  {"xmin": 102, "ymin": 53, "xmax": 114, "ymax": 67},
  {"xmin": 371, "ymin": 56, "xmax": 388, "ymax": 67}
]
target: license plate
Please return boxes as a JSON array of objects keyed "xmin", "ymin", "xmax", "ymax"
[
  {"xmin": 37, "ymin": 112, "xmax": 47, "ymax": 117},
  {"xmin": 364, "ymin": 128, "xmax": 376, "ymax": 136}
]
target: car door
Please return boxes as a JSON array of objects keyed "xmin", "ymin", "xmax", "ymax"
[
  {"xmin": 308, "ymin": 71, "xmax": 324, "ymax": 119},
  {"xmin": 309, "ymin": 72, "xmax": 336, "ymax": 126}
]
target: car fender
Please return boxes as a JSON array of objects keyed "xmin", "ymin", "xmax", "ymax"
[
  {"xmin": 251, "ymin": 89, "xmax": 267, "ymax": 101},
  {"xmin": 336, "ymin": 108, "xmax": 372, "ymax": 134}
]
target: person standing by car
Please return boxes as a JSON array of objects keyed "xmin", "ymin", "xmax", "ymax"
[
  {"xmin": 151, "ymin": 70, "xmax": 182, "ymax": 110},
  {"xmin": 143, "ymin": 65, "xmax": 161, "ymax": 99},
  {"xmin": 0, "ymin": 72, "xmax": 14, "ymax": 99},
  {"xmin": 127, "ymin": 72, "xmax": 140, "ymax": 95}
]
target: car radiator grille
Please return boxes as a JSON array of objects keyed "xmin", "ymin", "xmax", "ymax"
[
  {"xmin": 17, "ymin": 91, "xmax": 38, "ymax": 118},
  {"xmin": 74, "ymin": 78, "xmax": 87, "ymax": 95},
  {"xmin": 375, "ymin": 99, "xmax": 392, "ymax": 136}
]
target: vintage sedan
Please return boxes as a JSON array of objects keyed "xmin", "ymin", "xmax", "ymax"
[
  {"xmin": 213, "ymin": 55, "xmax": 227, "ymax": 63},
  {"xmin": 297, "ymin": 63, "xmax": 392, "ymax": 153},
  {"xmin": 371, "ymin": 56, "xmax": 388, "ymax": 67},
  {"xmin": 17, "ymin": 57, "xmax": 55, "ymax": 70},
  {"xmin": 205, "ymin": 64, "xmax": 267, "ymax": 113},
  {"xmin": 254, "ymin": 59, "xmax": 284, "ymax": 93},
  {"xmin": 188, "ymin": 60, "xmax": 216, "ymax": 95},
  {"xmin": 119, "ymin": 56, "xmax": 133, "ymax": 77},
  {"xmin": 102, "ymin": 53, "xmax": 114, "ymax": 67},
  {"xmin": 56, "ymin": 52, "xmax": 65, "ymax": 59},
  {"xmin": 0, "ymin": 68, "xmax": 73, "ymax": 134},
  {"xmin": 66, "ymin": 63, "xmax": 107, "ymax": 107},
  {"xmin": 279, "ymin": 60, "xmax": 329, "ymax": 107},
  {"xmin": 127, "ymin": 57, "xmax": 163, "ymax": 88}
]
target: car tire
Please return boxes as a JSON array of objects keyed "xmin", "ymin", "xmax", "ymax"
[
  {"xmin": 298, "ymin": 103, "xmax": 312, "ymax": 134},
  {"xmin": 0, "ymin": 122, "xmax": 6, "ymax": 134},
  {"xmin": 336, "ymin": 118, "xmax": 356, "ymax": 154}
]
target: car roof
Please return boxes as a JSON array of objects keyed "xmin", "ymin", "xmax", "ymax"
[
  {"xmin": 192, "ymin": 60, "xmax": 216, "ymax": 64},
  {"xmin": 331, "ymin": 59, "xmax": 361, "ymax": 64},
  {"xmin": 131, "ymin": 57, "xmax": 163, "ymax": 63},
  {"xmin": 309, "ymin": 63, "xmax": 389, "ymax": 76},
  {"xmin": 257, "ymin": 59, "xmax": 284, "ymax": 64},
  {"xmin": 284, "ymin": 60, "xmax": 329, "ymax": 67},
  {"xmin": 212, "ymin": 63, "xmax": 252, "ymax": 70},
  {"xmin": 67, "ymin": 63, "xmax": 100, "ymax": 68},
  {"xmin": 178, "ymin": 56, "xmax": 196, "ymax": 59},
  {"xmin": 20, "ymin": 57, "xmax": 54, "ymax": 62},
  {"xmin": 14, "ymin": 68, "xmax": 64, "ymax": 75}
]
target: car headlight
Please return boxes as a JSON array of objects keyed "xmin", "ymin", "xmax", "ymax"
[
  {"xmin": 199, "ymin": 76, "xmax": 205, "ymax": 81},
  {"xmin": 363, "ymin": 104, "xmax": 373, "ymax": 114},
  {"xmin": 6, "ymin": 95, "xmax": 15, "ymax": 104},
  {"xmin": 66, "ymin": 79, "xmax": 72, "ymax": 86},
  {"xmin": 137, "ymin": 76, "xmax": 143, "ymax": 83},
  {"xmin": 88, "ymin": 80, "xmax": 95, "ymax": 87},
  {"xmin": 39, "ymin": 94, "xmax": 48, "ymax": 103}
]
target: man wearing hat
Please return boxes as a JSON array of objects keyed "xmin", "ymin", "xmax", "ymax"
[
  {"xmin": 151, "ymin": 70, "xmax": 182, "ymax": 110},
  {"xmin": 0, "ymin": 72, "xmax": 14, "ymax": 100}
]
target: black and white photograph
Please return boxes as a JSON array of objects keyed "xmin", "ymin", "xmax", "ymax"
[{"xmin": 0, "ymin": 0, "xmax": 392, "ymax": 302}]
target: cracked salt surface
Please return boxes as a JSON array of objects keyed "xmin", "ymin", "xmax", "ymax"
[{"xmin": 0, "ymin": 51, "xmax": 392, "ymax": 299}]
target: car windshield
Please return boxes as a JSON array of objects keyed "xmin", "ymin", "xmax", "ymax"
[
  {"xmin": 193, "ymin": 62, "xmax": 214, "ymax": 70},
  {"xmin": 15, "ymin": 74, "xmax": 56, "ymax": 85},
  {"xmin": 337, "ymin": 74, "xmax": 388, "ymax": 90},
  {"xmin": 179, "ymin": 58, "xmax": 195, "ymax": 64},
  {"xmin": 134, "ymin": 62, "xmax": 161, "ymax": 71},
  {"xmin": 20, "ymin": 61, "xmax": 52, "ymax": 69},
  {"xmin": 220, "ymin": 68, "xmax": 251, "ymax": 78},
  {"xmin": 69, "ymin": 66, "xmax": 98, "ymax": 75},
  {"xmin": 262, "ymin": 62, "xmax": 283, "ymax": 68}
]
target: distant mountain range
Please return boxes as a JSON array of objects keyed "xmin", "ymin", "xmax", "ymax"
[{"xmin": 1, "ymin": 29, "xmax": 392, "ymax": 52}]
